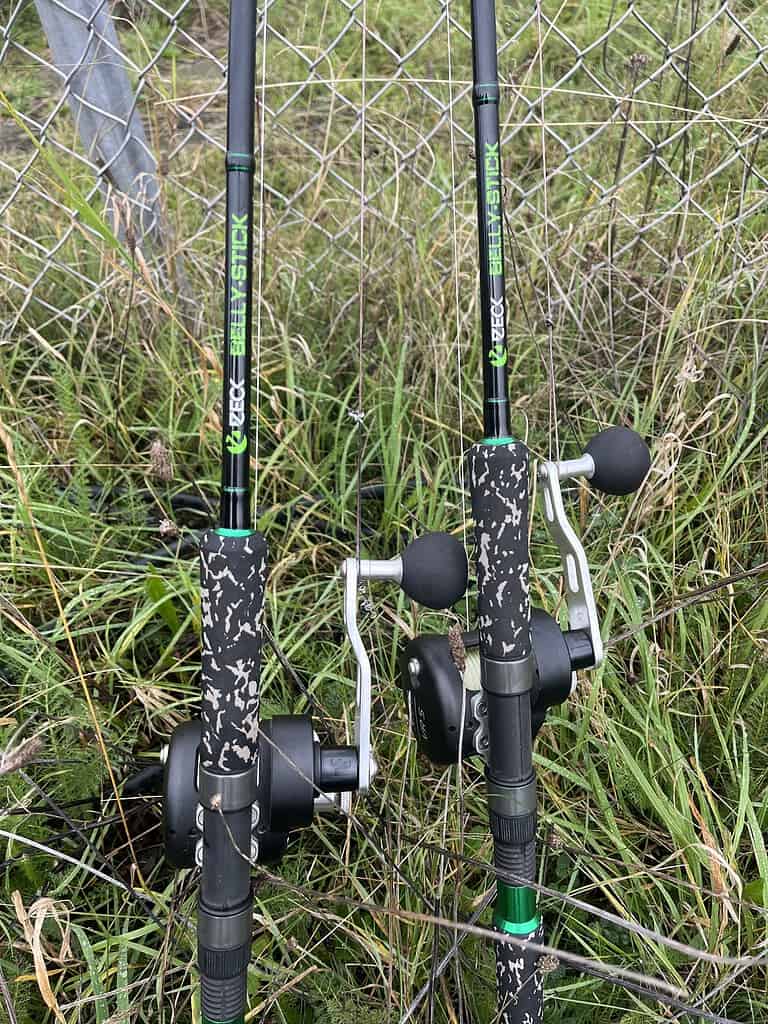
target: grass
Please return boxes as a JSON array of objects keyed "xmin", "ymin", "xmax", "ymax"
[{"xmin": 2, "ymin": 0, "xmax": 768, "ymax": 1020}]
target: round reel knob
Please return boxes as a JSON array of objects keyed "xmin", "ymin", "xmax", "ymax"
[
  {"xmin": 585, "ymin": 426, "xmax": 650, "ymax": 495},
  {"xmin": 400, "ymin": 531, "xmax": 468, "ymax": 610}
]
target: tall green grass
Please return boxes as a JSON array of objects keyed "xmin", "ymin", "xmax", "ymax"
[{"xmin": 2, "ymin": 0, "xmax": 768, "ymax": 1020}]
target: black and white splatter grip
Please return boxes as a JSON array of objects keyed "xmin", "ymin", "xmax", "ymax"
[
  {"xmin": 468, "ymin": 441, "xmax": 531, "ymax": 660},
  {"xmin": 200, "ymin": 528, "xmax": 268, "ymax": 772},
  {"xmin": 496, "ymin": 922, "xmax": 544, "ymax": 1024}
]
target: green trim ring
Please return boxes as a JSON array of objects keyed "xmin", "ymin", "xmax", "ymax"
[
  {"xmin": 481, "ymin": 435, "xmax": 517, "ymax": 445},
  {"xmin": 495, "ymin": 913, "xmax": 541, "ymax": 936},
  {"xmin": 216, "ymin": 528, "xmax": 254, "ymax": 537},
  {"xmin": 493, "ymin": 883, "xmax": 540, "ymax": 935}
]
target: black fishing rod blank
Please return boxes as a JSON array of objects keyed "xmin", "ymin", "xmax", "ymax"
[
  {"xmin": 196, "ymin": 2, "xmax": 264, "ymax": 1021},
  {"xmin": 220, "ymin": 0, "xmax": 257, "ymax": 534},
  {"xmin": 470, "ymin": 0, "xmax": 512, "ymax": 442},
  {"xmin": 466, "ymin": 0, "xmax": 543, "ymax": 1017}
]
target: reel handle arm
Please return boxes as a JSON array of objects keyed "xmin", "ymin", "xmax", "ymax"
[
  {"xmin": 538, "ymin": 426, "xmax": 650, "ymax": 670},
  {"xmin": 341, "ymin": 530, "xmax": 468, "ymax": 794}
]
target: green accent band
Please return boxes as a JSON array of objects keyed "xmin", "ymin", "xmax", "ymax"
[
  {"xmin": 223, "ymin": 486, "xmax": 248, "ymax": 493},
  {"xmin": 228, "ymin": 151, "xmax": 253, "ymax": 158},
  {"xmin": 481, "ymin": 436, "xmax": 517, "ymax": 445},
  {"xmin": 493, "ymin": 884, "xmax": 539, "ymax": 935},
  {"xmin": 496, "ymin": 913, "xmax": 541, "ymax": 936},
  {"xmin": 216, "ymin": 528, "xmax": 253, "ymax": 537},
  {"xmin": 229, "ymin": 165, "xmax": 251, "ymax": 172}
]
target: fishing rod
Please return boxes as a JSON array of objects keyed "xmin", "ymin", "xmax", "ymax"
[
  {"xmin": 158, "ymin": 3, "xmax": 468, "ymax": 1020},
  {"xmin": 398, "ymin": 0, "xmax": 651, "ymax": 1019}
]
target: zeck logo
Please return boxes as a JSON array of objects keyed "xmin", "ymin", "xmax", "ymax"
[
  {"xmin": 489, "ymin": 344, "xmax": 508, "ymax": 367},
  {"xmin": 225, "ymin": 429, "xmax": 247, "ymax": 455}
]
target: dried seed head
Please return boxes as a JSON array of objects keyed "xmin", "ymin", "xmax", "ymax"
[
  {"xmin": 149, "ymin": 437, "xmax": 173, "ymax": 481},
  {"xmin": 158, "ymin": 517, "xmax": 178, "ymax": 538},
  {"xmin": 448, "ymin": 623, "xmax": 466, "ymax": 673},
  {"xmin": 627, "ymin": 52, "xmax": 650, "ymax": 75},
  {"xmin": 0, "ymin": 736, "xmax": 44, "ymax": 777},
  {"xmin": 538, "ymin": 954, "xmax": 560, "ymax": 975}
]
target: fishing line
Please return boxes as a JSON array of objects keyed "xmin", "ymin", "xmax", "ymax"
[
  {"xmin": 253, "ymin": 0, "xmax": 269, "ymax": 509},
  {"xmin": 535, "ymin": 0, "xmax": 559, "ymax": 461},
  {"xmin": 445, "ymin": 0, "xmax": 469, "ymax": 615},
  {"xmin": 354, "ymin": 0, "xmax": 368, "ymax": 569},
  {"xmin": 442, "ymin": 4, "xmax": 472, "ymax": 1020}
]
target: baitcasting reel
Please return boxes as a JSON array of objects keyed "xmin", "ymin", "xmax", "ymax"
[
  {"xmin": 400, "ymin": 426, "xmax": 650, "ymax": 765},
  {"xmin": 161, "ymin": 532, "xmax": 469, "ymax": 867}
]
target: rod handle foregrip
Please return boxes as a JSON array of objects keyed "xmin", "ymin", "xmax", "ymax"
[
  {"xmin": 468, "ymin": 441, "xmax": 531, "ymax": 661},
  {"xmin": 200, "ymin": 529, "xmax": 268, "ymax": 773},
  {"xmin": 495, "ymin": 921, "xmax": 544, "ymax": 1024}
]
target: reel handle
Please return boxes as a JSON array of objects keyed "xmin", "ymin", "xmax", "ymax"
[
  {"xmin": 551, "ymin": 426, "xmax": 650, "ymax": 496},
  {"xmin": 355, "ymin": 532, "xmax": 468, "ymax": 610},
  {"xmin": 538, "ymin": 426, "xmax": 650, "ymax": 669},
  {"xmin": 343, "ymin": 530, "xmax": 468, "ymax": 793}
]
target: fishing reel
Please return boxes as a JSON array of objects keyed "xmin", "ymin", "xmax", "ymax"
[
  {"xmin": 400, "ymin": 426, "xmax": 650, "ymax": 765},
  {"xmin": 161, "ymin": 532, "xmax": 468, "ymax": 868}
]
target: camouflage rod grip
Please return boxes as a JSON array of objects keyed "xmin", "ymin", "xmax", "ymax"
[
  {"xmin": 200, "ymin": 529, "xmax": 267, "ymax": 772},
  {"xmin": 496, "ymin": 922, "xmax": 544, "ymax": 1024},
  {"xmin": 199, "ymin": 528, "xmax": 267, "ymax": 1023},
  {"xmin": 467, "ymin": 441, "xmax": 531, "ymax": 660},
  {"xmin": 469, "ymin": 441, "xmax": 540, "ymax": 1020}
]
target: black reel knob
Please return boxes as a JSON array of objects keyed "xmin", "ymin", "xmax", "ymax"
[
  {"xmin": 400, "ymin": 531, "xmax": 468, "ymax": 610},
  {"xmin": 585, "ymin": 426, "xmax": 650, "ymax": 496}
]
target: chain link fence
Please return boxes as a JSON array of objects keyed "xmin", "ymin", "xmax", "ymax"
[
  {"xmin": 2, "ymin": 0, "xmax": 768, "ymax": 345},
  {"xmin": 2, "ymin": 7, "xmax": 767, "ymax": 1018}
]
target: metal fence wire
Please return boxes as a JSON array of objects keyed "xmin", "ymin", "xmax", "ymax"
[{"xmin": 2, "ymin": 0, "xmax": 768, "ymax": 348}]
